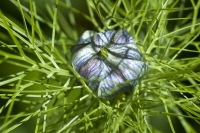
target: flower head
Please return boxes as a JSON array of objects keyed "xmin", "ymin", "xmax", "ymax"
[{"xmin": 71, "ymin": 29, "xmax": 148, "ymax": 99}]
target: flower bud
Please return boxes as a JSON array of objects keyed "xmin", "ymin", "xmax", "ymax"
[{"xmin": 71, "ymin": 29, "xmax": 148, "ymax": 99}]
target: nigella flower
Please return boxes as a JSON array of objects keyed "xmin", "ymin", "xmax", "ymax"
[{"xmin": 71, "ymin": 29, "xmax": 148, "ymax": 99}]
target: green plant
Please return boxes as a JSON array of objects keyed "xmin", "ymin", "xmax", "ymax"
[{"xmin": 0, "ymin": 0, "xmax": 200, "ymax": 132}]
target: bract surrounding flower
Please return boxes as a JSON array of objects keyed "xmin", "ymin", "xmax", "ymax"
[{"xmin": 71, "ymin": 29, "xmax": 148, "ymax": 99}]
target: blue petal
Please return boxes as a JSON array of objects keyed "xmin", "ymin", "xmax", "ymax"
[
  {"xmin": 79, "ymin": 57, "xmax": 111, "ymax": 81},
  {"xmin": 103, "ymin": 30, "xmax": 116, "ymax": 43},
  {"xmin": 113, "ymin": 29, "xmax": 134, "ymax": 44},
  {"xmin": 93, "ymin": 33, "xmax": 109, "ymax": 47},
  {"xmin": 119, "ymin": 59, "xmax": 146, "ymax": 80},
  {"xmin": 106, "ymin": 54, "xmax": 146, "ymax": 85},
  {"xmin": 107, "ymin": 45, "xmax": 142, "ymax": 60},
  {"xmin": 72, "ymin": 45, "xmax": 96, "ymax": 71},
  {"xmin": 79, "ymin": 57, "xmax": 102, "ymax": 79},
  {"xmin": 79, "ymin": 57, "xmax": 112, "ymax": 91},
  {"xmin": 98, "ymin": 71, "xmax": 125, "ymax": 98},
  {"xmin": 77, "ymin": 30, "xmax": 96, "ymax": 44}
]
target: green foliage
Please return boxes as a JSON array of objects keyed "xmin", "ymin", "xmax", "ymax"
[{"xmin": 0, "ymin": 0, "xmax": 200, "ymax": 132}]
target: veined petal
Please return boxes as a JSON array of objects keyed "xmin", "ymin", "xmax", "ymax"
[
  {"xmin": 79, "ymin": 56, "xmax": 102, "ymax": 80},
  {"xmin": 93, "ymin": 33, "xmax": 109, "ymax": 47},
  {"xmin": 77, "ymin": 30, "xmax": 96, "ymax": 44},
  {"xmin": 119, "ymin": 59, "xmax": 146, "ymax": 80},
  {"xmin": 126, "ymin": 43, "xmax": 138, "ymax": 49},
  {"xmin": 103, "ymin": 30, "xmax": 116, "ymax": 43},
  {"xmin": 86, "ymin": 60, "xmax": 112, "ymax": 91},
  {"xmin": 107, "ymin": 45, "xmax": 142, "ymax": 60},
  {"xmin": 105, "ymin": 54, "xmax": 144, "ymax": 84},
  {"xmin": 72, "ymin": 45, "xmax": 96, "ymax": 71},
  {"xmin": 98, "ymin": 71, "xmax": 125, "ymax": 99},
  {"xmin": 79, "ymin": 57, "xmax": 111, "ymax": 81},
  {"xmin": 113, "ymin": 29, "xmax": 134, "ymax": 44}
]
